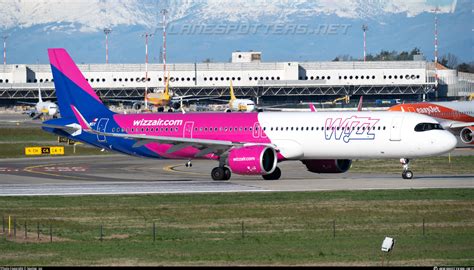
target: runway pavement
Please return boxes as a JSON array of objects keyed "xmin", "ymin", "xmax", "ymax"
[
  {"xmin": 0, "ymin": 154, "xmax": 472, "ymax": 196},
  {"xmin": 0, "ymin": 112, "xmax": 41, "ymax": 127}
]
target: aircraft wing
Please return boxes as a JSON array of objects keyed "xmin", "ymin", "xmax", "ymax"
[
  {"xmin": 449, "ymin": 122, "xmax": 474, "ymax": 129},
  {"xmin": 172, "ymin": 96, "xmax": 217, "ymax": 102},
  {"xmin": 436, "ymin": 119, "xmax": 474, "ymax": 130},
  {"xmin": 67, "ymin": 105, "xmax": 275, "ymax": 157},
  {"xmin": 31, "ymin": 112, "xmax": 44, "ymax": 120},
  {"xmin": 107, "ymin": 96, "xmax": 214, "ymax": 103},
  {"xmin": 17, "ymin": 101, "xmax": 37, "ymax": 105},
  {"xmin": 23, "ymin": 109, "xmax": 43, "ymax": 119},
  {"xmin": 106, "ymin": 98, "xmax": 144, "ymax": 104},
  {"xmin": 206, "ymin": 98, "xmax": 229, "ymax": 103},
  {"xmin": 87, "ymin": 129, "xmax": 275, "ymax": 157}
]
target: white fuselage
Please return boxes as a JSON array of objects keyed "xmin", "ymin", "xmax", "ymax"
[
  {"xmin": 35, "ymin": 101, "xmax": 58, "ymax": 116},
  {"xmin": 258, "ymin": 111, "xmax": 457, "ymax": 160},
  {"xmin": 229, "ymin": 99, "xmax": 255, "ymax": 112}
]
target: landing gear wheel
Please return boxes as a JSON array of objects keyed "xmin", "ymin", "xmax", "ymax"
[
  {"xmin": 402, "ymin": 170, "xmax": 413, "ymax": 179},
  {"xmin": 262, "ymin": 167, "xmax": 281, "ymax": 180},
  {"xmin": 185, "ymin": 160, "xmax": 192, "ymax": 167},
  {"xmin": 223, "ymin": 167, "xmax": 231, "ymax": 180},
  {"xmin": 400, "ymin": 158, "xmax": 413, "ymax": 179},
  {"xmin": 211, "ymin": 167, "xmax": 226, "ymax": 181}
]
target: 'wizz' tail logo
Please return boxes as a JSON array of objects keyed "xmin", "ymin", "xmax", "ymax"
[{"xmin": 325, "ymin": 116, "xmax": 380, "ymax": 143}]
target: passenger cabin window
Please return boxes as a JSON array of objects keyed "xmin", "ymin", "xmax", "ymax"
[{"xmin": 414, "ymin": 123, "xmax": 443, "ymax": 132}]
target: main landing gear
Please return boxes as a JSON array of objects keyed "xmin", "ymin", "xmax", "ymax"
[
  {"xmin": 185, "ymin": 160, "xmax": 192, "ymax": 167},
  {"xmin": 400, "ymin": 158, "xmax": 413, "ymax": 179},
  {"xmin": 210, "ymin": 166, "xmax": 282, "ymax": 181},
  {"xmin": 211, "ymin": 166, "xmax": 231, "ymax": 181}
]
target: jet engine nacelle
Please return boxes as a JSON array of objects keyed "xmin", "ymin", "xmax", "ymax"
[
  {"xmin": 302, "ymin": 159, "xmax": 352, "ymax": 173},
  {"xmin": 132, "ymin": 103, "xmax": 142, "ymax": 111},
  {"xmin": 228, "ymin": 146, "xmax": 277, "ymax": 175},
  {"xmin": 460, "ymin": 126, "xmax": 474, "ymax": 144},
  {"xmin": 171, "ymin": 102, "xmax": 181, "ymax": 110}
]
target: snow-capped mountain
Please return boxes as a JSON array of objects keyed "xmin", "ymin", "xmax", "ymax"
[
  {"xmin": 0, "ymin": 0, "xmax": 470, "ymax": 64},
  {"xmin": 0, "ymin": 0, "xmax": 458, "ymax": 31}
]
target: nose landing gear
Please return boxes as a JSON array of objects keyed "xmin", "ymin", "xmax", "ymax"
[
  {"xmin": 400, "ymin": 158, "xmax": 413, "ymax": 179},
  {"xmin": 185, "ymin": 160, "xmax": 192, "ymax": 167}
]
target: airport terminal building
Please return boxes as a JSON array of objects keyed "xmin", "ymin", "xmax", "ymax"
[{"xmin": 0, "ymin": 51, "xmax": 472, "ymax": 106}]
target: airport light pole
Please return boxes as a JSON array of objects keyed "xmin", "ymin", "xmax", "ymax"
[
  {"xmin": 432, "ymin": 7, "xmax": 440, "ymax": 88},
  {"xmin": 362, "ymin": 24, "xmax": 368, "ymax": 62},
  {"xmin": 2, "ymin": 35, "xmax": 7, "ymax": 65},
  {"xmin": 142, "ymin": 33, "xmax": 153, "ymax": 110},
  {"xmin": 103, "ymin": 28, "xmax": 112, "ymax": 64},
  {"xmin": 161, "ymin": 8, "xmax": 168, "ymax": 86}
]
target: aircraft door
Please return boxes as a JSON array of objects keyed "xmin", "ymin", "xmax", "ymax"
[
  {"xmin": 389, "ymin": 117, "xmax": 403, "ymax": 141},
  {"xmin": 183, "ymin": 121, "xmax": 194, "ymax": 138},
  {"xmin": 252, "ymin": 122, "xmax": 261, "ymax": 138},
  {"xmin": 96, "ymin": 118, "xmax": 109, "ymax": 142}
]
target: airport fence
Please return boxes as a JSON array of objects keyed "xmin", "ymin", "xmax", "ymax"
[{"xmin": 0, "ymin": 214, "xmax": 436, "ymax": 244}]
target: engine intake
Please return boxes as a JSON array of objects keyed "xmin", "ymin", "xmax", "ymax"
[
  {"xmin": 460, "ymin": 126, "xmax": 474, "ymax": 144},
  {"xmin": 302, "ymin": 159, "xmax": 352, "ymax": 173},
  {"xmin": 228, "ymin": 146, "xmax": 277, "ymax": 175},
  {"xmin": 132, "ymin": 103, "xmax": 142, "ymax": 111}
]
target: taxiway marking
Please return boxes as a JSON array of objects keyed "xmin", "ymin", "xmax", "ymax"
[{"xmin": 23, "ymin": 163, "xmax": 88, "ymax": 180}]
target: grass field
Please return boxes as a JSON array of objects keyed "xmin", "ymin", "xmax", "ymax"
[
  {"xmin": 0, "ymin": 126, "xmax": 56, "ymax": 142},
  {"xmin": 0, "ymin": 127, "xmax": 111, "ymax": 158},
  {"xmin": 0, "ymin": 189, "xmax": 473, "ymax": 266},
  {"xmin": 351, "ymin": 156, "xmax": 474, "ymax": 174}
]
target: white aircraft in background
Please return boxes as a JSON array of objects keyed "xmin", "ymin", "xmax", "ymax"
[
  {"xmin": 111, "ymin": 75, "xmax": 206, "ymax": 112},
  {"xmin": 309, "ymin": 96, "xmax": 364, "ymax": 112},
  {"xmin": 209, "ymin": 81, "xmax": 256, "ymax": 112},
  {"xmin": 225, "ymin": 81, "xmax": 255, "ymax": 112},
  {"xmin": 20, "ymin": 87, "xmax": 59, "ymax": 119}
]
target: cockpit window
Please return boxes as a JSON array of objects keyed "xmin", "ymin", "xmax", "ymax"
[{"xmin": 414, "ymin": 123, "xmax": 443, "ymax": 132}]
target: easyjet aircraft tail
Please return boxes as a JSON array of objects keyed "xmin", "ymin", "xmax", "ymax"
[{"xmin": 48, "ymin": 48, "xmax": 114, "ymax": 119}]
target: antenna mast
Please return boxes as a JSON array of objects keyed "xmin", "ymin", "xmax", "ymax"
[
  {"xmin": 2, "ymin": 35, "xmax": 7, "ymax": 65},
  {"xmin": 161, "ymin": 9, "xmax": 168, "ymax": 86},
  {"xmin": 142, "ymin": 33, "xmax": 153, "ymax": 110},
  {"xmin": 104, "ymin": 28, "xmax": 112, "ymax": 64},
  {"xmin": 433, "ymin": 7, "xmax": 440, "ymax": 88},
  {"xmin": 362, "ymin": 24, "xmax": 368, "ymax": 62}
]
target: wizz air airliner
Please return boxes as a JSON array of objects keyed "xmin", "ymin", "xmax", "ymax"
[{"xmin": 43, "ymin": 49, "xmax": 457, "ymax": 180}]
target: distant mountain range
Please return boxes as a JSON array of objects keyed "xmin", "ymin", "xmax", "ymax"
[{"xmin": 0, "ymin": 0, "xmax": 471, "ymax": 64}]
